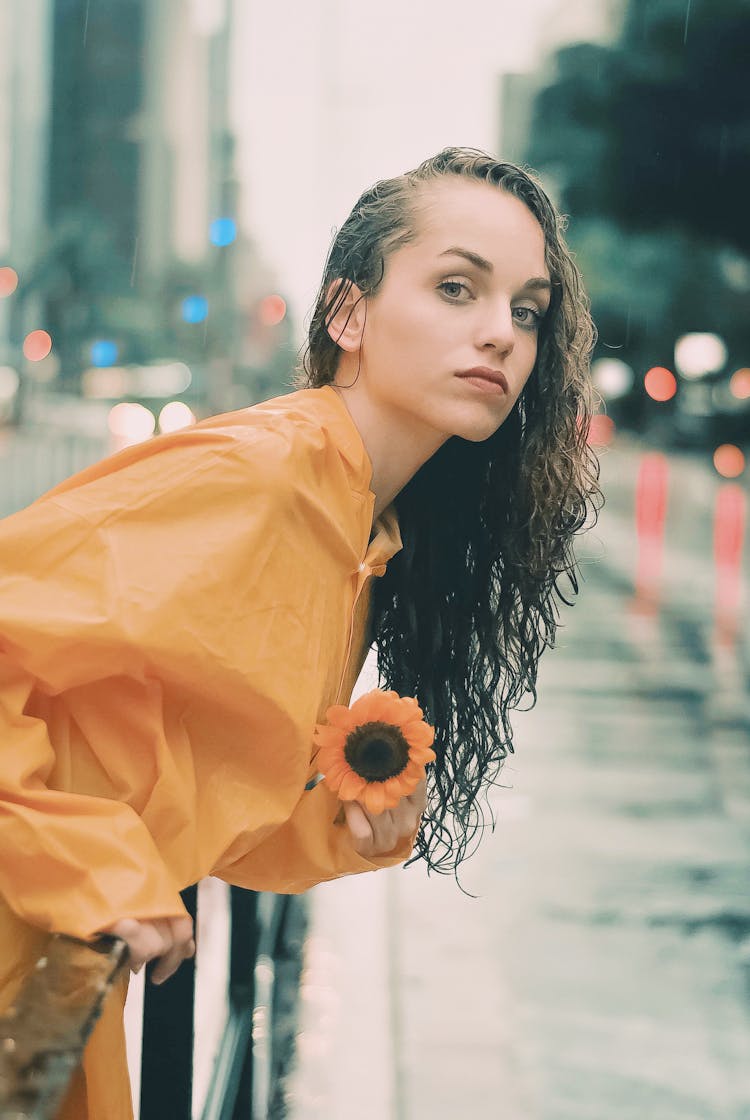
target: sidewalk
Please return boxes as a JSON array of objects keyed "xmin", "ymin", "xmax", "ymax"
[
  {"xmin": 284, "ymin": 444, "xmax": 750, "ymax": 1120},
  {"xmin": 283, "ymin": 649, "xmax": 532, "ymax": 1120}
]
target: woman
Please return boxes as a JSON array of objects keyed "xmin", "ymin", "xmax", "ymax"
[{"xmin": 0, "ymin": 147, "xmax": 600, "ymax": 1119}]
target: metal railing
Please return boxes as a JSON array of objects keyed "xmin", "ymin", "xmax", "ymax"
[
  {"xmin": 0, "ymin": 425, "xmax": 108, "ymax": 518},
  {"xmin": 0, "ymin": 886, "xmax": 306, "ymax": 1120}
]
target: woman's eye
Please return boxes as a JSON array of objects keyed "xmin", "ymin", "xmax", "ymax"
[
  {"xmin": 438, "ymin": 280, "xmax": 472, "ymax": 301},
  {"xmin": 513, "ymin": 305, "xmax": 543, "ymax": 329}
]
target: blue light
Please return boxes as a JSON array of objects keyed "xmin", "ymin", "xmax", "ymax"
[
  {"xmin": 90, "ymin": 339, "xmax": 119, "ymax": 367},
  {"xmin": 210, "ymin": 218, "xmax": 237, "ymax": 247},
  {"xmin": 181, "ymin": 295, "xmax": 209, "ymax": 324}
]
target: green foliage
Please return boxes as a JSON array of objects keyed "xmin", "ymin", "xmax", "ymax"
[
  {"xmin": 525, "ymin": 0, "xmax": 750, "ymax": 392},
  {"xmin": 529, "ymin": 0, "xmax": 750, "ymax": 252}
]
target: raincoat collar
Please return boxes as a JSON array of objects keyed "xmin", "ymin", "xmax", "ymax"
[{"xmin": 311, "ymin": 384, "xmax": 403, "ymax": 571}]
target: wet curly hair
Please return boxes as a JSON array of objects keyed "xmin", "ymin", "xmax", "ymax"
[{"xmin": 295, "ymin": 146, "xmax": 602, "ymax": 881}]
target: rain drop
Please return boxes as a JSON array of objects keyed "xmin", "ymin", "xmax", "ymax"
[{"xmin": 683, "ymin": 0, "xmax": 692, "ymax": 44}]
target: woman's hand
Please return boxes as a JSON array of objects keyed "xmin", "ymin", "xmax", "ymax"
[
  {"xmin": 343, "ymin": 778, "xmax": 427, "ymax": 859},
  {"xmin": 99, "ymin": 915, "xmax": 195, "ymax": 984}
]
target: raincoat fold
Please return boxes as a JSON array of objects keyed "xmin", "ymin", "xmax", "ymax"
[{"xmin": 0, "ymin": 385, "xmax": 410, "ymax": 1119}]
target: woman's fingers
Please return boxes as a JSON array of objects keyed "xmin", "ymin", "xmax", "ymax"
[
  {"xmin": 100, "ymin": 915, "xmax": 195, "ymax": 982},
  {"xmin": 150, "ymin": 928, "xmax": 195, "ymax": 984},
  {"xmin": 149, "ymin": 916, "xmax": 195, "ymax": 985},
  {"xmin": 406, "ymin": 777, "xmax": 428, "ymax": 814},
  {"xmin": 342, "ymin": 799, "xmax": 374, "ymax": 854},
  {"xmin": 343, "ymin": 776, "xmax": 428, "ymax": 858}
]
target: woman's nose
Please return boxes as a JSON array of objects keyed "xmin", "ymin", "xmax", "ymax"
[{"xmin": 478, "ymin": 302, "xmax": 515, "ymax": 356}]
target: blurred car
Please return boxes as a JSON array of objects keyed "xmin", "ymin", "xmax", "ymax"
[{"xmin": 672, "ymin": 368, "xmax": 750, "ymax": 449}]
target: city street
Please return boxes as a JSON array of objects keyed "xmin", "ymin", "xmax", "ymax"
[
  {"xmin": 285, "ymin": 436, "xmax": 750, "ymax": 1120},
  {"xmin": 1, "ymin": 4, "xmax": 747, "ymax": 1117}
]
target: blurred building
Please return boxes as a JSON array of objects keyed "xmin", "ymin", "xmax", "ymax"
[
  {"xmin": 0, "ymin": 1, "xmax": 53, "ymax": 372},
  {"xmin": 46, "ymin": 0, "xmax": 239, "ymax": 401},
  {"xmin": 498, "ymin": 0, "xmax": 624, "ymax": 168},
  {"xmin": 0, "ymin": 0, "xmax": 292, "ymax": 426}
]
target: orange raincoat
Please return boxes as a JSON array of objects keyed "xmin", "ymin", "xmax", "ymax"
[{"xmin": 0, "ymin": 385, "xmax": 413, "ymax": 1119}]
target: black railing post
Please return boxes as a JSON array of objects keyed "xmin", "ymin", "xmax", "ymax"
[
  {"xmin": 139, "ymin": 884, "xmax": 198, "ymax": 1120},
  {"xmin": 136, "ymin": 884, "xmax": 302, "ymax": 1120},
  {"xmin": 229, "ymin": 887, "xmax": 259, "ymax": 1120}
]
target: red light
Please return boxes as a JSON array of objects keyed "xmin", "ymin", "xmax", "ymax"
[
  {"xmin": 644, "ymin": 366, "xmax": 677, "ymax": 402},
  {"xmin": 258, "ymin": 294, "xmax": 286, "ymax": 327},
  {"xmin": 713, "ymin": 444, "xmax": 745, "ymax": 479},
  {"xmin": 633, "ymin": 452, "xmax": 669, "ymax": 612},
  {"xmin": 713, "ymin": 483, "xmax": 746, "ymax": 646},
  {"xmin": 23, "ymin": 330, "xmax": 52, "ymax": 362},
  {"xmin": 729, "ymin": 368, "xmax": 750, "ymax": 400},
  {"xmin": 587, "ymin": 414, "xmax": 615, "ymax": 446},
  {"xmin": 0, "ymin": 267, "xmax": 18, "ymax": 298}
]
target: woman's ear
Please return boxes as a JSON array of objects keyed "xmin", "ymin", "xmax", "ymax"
[{"xmin": 324, "ymin": 279, "xmax": 367, "ymax": 353}]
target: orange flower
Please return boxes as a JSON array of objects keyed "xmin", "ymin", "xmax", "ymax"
[{"xmin": 313, "ymin": 689, "xmax": 435, "ymax": 816}]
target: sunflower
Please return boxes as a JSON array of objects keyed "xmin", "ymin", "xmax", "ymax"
[{"xmin": 313, "ymin": 689, "xmax": 435, "ymax": 815}]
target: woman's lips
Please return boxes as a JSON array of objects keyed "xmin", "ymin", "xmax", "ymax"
[{"xmin": 456, "ymin": 371, "xmax": 508, "ymax": 395}]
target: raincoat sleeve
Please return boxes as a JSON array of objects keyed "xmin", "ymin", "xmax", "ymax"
[
  {"xmin": 214, "ymin": 775, "xmax": 419, "ymax": 895},
  {"xmin": 0, "ymin": 423, "xmax": 409, "ymax": 940}
]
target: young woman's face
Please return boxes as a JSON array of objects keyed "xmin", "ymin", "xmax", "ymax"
[{"xmin": 343, "ymin": 178, "xmax": 551, "ymax": 445}]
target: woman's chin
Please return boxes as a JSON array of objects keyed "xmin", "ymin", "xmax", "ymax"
[{"xmin": 448, "ymin": 414, "xmax": 509, "ymax": 443}]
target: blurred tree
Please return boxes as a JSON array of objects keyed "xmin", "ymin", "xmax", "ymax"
[
  {"xmin": 525, "ymin": 0, "xmax": 750, "ymax": 439},
  {"xmin": 528, "ymin": 0, "xmax": 750, "ymax": 253}
]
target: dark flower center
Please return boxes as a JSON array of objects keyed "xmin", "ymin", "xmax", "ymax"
[{"xmin": 344, "ymin": 721, "xmax": 410, "ymax": 782}]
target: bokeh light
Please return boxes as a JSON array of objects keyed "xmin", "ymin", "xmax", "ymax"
[
  {"xmin": 674, "ymin": 332, "xmax": 727, "ymax": 379},
  {"xmin": 182, "ymin": 295, "xmax": 209, "ymax": 324},
  {"xmin": 587, "ymin": 414, "xmax": 616, "ymax": 447},
  {"xmin": 23, "ymin": 330, "xmax": 53, "ymax": 362},
  {"xmin": 0, "ymin": 267, "xmax": 19, "ymax": 298},
  {"xmin": 0, "ymin": 366, "xmax": 20, "ymax": 401},
  {"xmin": 159, "ymin": 401, "xmax": 195, "ymax": 433},
  {"xmin": 713, "ymin": 444, "xmax": 745, "ymax": 479},
  {"xmin": 644, "ymin": 366, "xmax": 677, "ymax": 402},
  {"xmin": 729, "ymin": 368, "xmax": 750, "ymax": 400},
  {"xmin": 108, "ymin": 402, "xmax": 156, "ymax": 446},
  {"xmin": 90, "ymin": 339, "xmax": 119, "ymax": 367},
  {"xmin": 209, "ymin": 218, "xmax": 237, "ymax": 247},
  {"xmin": 133, "ymin": 362, "xmax": 192, "ymax": 397},
  {"xmin": 258, "ymin": 294, "xmax": 287, "ymax": 327},
  {"xmin": 591, "ymin": 358, "xmax": 634, "ymax": 401},
  {"xmin": 82, "ymin": 366, "xmax": 129, "ymax": 398}
]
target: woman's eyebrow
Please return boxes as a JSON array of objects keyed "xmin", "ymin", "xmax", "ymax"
[
  {"xmin": 521, "ymin": 277, "xmax": 553, "ymax": 295},
  {"xmin": 438, "ymin": 248, "xmax": 552, "ymax": 295},
  {"xmin": 438, "ymin": 247, "xmax": 493, "ymax": 272}
]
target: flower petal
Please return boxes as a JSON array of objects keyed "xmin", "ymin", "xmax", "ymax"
[
  {"xmin": 357, "ymin": 689, "xmax": 410, "ymax": 728},
  {"xmin": 313, "ymin": 725, "xmax": 348, "ymax": 750},
  {"xmin": 385, "ymin": 776, "xmax": 405, "ymax": 799},
  {"xmin": 399, "ymin": 696, "xmax": 424, "ymax": 720},
  {"xmin": 315, "ymin": 743, "xmax": 345, "ymax": 767},
  {"xmin": 321, "ymin": 771, "xmax": 344, "ymax": 795},
  {"xmin": 350, "ymin": 690, "xmax": 388, "ymax": 725},
  {"xmin": 323, "ymin": 704, "xmax": 360, "ymax": 732},
  {"xmin": 323, "ymin": 758, "xmax": 352, "ymax": 785},
  {"xmin": 338, "ymin": 770, "xmax": 368, "ymax": 801},
  {"xmin": 401, "ymin": 721, "xmax": 435, "ymax": 749},
  {"xmin": 362, "ymin": 782, "xmax": 387, "ymax": 815},
  {"xmin": 407, "ymin": 744, "xmax": 436, "ymax": 766}
]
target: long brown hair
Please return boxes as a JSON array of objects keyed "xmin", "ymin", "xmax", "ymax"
[{"xmin": 296, "ymin": 147, "xmax": 602, "ymax": 881}]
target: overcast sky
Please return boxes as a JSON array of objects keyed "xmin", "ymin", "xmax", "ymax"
[{"xmin": 229, "ymin": 0, "xmax": 616, "ymax": 334}]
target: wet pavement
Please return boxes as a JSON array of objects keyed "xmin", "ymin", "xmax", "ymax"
[{"xmin": 284, "ymin": 437, "xmax": 750, "ymax": 1120}]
